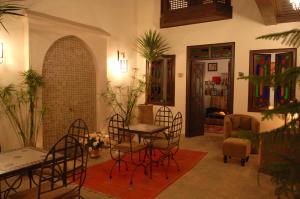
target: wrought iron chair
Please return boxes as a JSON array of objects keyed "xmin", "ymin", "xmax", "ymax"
[
  {"xmin": 67, "ymin": 119, "xmax": 90, "ymax": 184},
  {"xmin": 142, "ymin": 106, "xmax": 173, "ymax": 142},
  {"xmin": 9, "ymin": 135, "xmax": 85, "ymax": 199},
  {"xmin": 152, "ymin": 112, "xmax": 183, "ymax": 179},
  {"xmin": 154, "ymin": 106, "xmax": 173, "ymax": 127},
  {"xmin": 108, "ymin": 114, "xmax": 148, "ymax": 184}
]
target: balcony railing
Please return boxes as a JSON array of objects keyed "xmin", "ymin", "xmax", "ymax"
[{"xmin": 160, "ymin": 0, "xmax": 232, "ymax": 28}]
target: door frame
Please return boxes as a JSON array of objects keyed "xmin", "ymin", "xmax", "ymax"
[{"xmin": 185, "ymin": 42, "xmax": 235, "ymax": 137}]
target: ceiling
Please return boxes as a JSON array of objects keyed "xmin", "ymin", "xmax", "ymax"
[{"xmin": 255, "ymin": 0, "xmax": 300, "ymax": 25}]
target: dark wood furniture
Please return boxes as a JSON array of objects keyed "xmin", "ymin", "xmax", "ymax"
[{"xmin": 160, "ymin": 0, "xmax": 232, "ymax": 28}]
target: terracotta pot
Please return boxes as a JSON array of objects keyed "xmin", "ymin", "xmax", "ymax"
[{"xmin": 89, "ymin": 148, "xmax": 101, "ymax": 159}]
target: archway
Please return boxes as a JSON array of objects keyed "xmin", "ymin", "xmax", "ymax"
[{"xmin": 42, "ymin": 36, "xmax": 96, "ymax": 149}]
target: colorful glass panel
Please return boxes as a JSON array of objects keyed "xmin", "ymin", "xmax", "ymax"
[
  {"xmin": 252, "ymin": 54, "xmax": 271, "ymax": 110},
  {"xmin": 275, "ymin": 52, "xmax": 293, "ymax": 107}
]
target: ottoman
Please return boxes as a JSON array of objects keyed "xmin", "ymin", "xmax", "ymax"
[{"xmin": 223, "ymin": 137, "xmax": 251, "ymax": 166}]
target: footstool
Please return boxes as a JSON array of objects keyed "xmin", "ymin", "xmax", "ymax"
[{"xmin": 223, "ymin": 137, "xmax": 251, "ymax": 166}]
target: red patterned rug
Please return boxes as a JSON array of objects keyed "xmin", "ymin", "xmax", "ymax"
[
  {"xmin": 204, "ymin": 124, "xmax": 224, "ymax": 134},
  {"xmin": 83, "ymin": 149, "xmax": 207, "ymax": 199}
]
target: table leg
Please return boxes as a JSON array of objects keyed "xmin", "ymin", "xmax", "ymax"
[{"xmin": 149, "ymin": 138, "xmax": 153, "ymax": 179}]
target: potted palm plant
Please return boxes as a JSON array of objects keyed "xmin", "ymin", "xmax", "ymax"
[
  {"xmin": 137, "ymin": 29, "xmax": 170, "ymax": 110},
  {"xmin": 0, "ymin": 69, "xmax": 44, "ymax": 147}
]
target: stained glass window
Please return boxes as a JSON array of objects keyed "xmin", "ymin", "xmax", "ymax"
[
  {"xmin": 275, "ymin": 52, "xmax": 294, "ymax": 107},
  {"xmin": 251, "ymin": 54, "xmax": 271, "ymax": 110},
  {"xmin": 248, "ymin": 49, "xmax": 296, "ymax": 112}
]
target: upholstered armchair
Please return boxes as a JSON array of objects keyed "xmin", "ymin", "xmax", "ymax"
[
  {"xmin": 223, "ymin": 114, "xmax": 260, "ymax": 166},
  {"xmin": 224, "ymin": 114, "xmax": 260, "ymax": 139}
]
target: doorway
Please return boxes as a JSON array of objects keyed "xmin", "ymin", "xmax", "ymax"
[
  {"xmin": 42, "ymin": 36, "xmax": 96, "ymax": 149},
  {"xmin": 186, "ymin": 42, "xmax": 235, "ymax": 137}
]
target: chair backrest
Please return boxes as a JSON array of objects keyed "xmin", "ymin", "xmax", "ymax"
[
  {"xmin": 108, "ymin": 114, "xmax": 130, "ymax": 147},
  {"xmin": 67, "ymin": 119, "xmax": 89, "ymax": 181},
  {"xmin": 169, "ymin": 112, "xmax": 183, "ymax": 143},
  {"xmin": 67, "ymin": 119, "xmax": 90, "ymax": 145},
  {"xmin": 38, "ymin": 135, "xmax": 84, "ymax": 198},
  {"xmin": 154, "ymin": 106, "xmax": 173, "ymax": 128}
]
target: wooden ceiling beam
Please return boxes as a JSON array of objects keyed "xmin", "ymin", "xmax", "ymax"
[{"xmin": 255, "ymin": 0, "xmax": 277, "ymax": 25}]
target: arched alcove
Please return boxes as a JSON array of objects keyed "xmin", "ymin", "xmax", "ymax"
[{"xmin": 42, "ymin": 35, "xmax": 96, "ymax": 149}]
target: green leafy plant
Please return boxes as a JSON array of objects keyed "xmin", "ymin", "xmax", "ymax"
[
  {"xmin": 137, "ymin": 29, "xmax": 170, "ymax": 63},
  {"xmin": 101, "ymin": 68, "xmax": 146, "ymax": 125},
  {"xmin": 239, "ymin": 30, "xmax": 300, "ymax": 199},
  {"xmin": 0, "ymin": 69, "xmax": 44, "ymax": 147},
  {"xmin": 137, "ymin": 29, "xmax": 170, "ymax": 102},
  {"xmin": 0, "ymin": 0, "xmax": 24, "ymax": 32}
]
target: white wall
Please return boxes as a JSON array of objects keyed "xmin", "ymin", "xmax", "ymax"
[
  {"xmin": 0, "ymin": 15, "xmax": 28, "ymax": 150},
  {"xmin": 136, "ymin": 0, "xmax": 300, "ymax": 133},
  {"xmin": 0, "ymin": 0, "xmax": 139, "ymax": 151}
]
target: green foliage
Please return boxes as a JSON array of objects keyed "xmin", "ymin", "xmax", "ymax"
[
  {"xmin": 137, "ymin": 29, "xmax": 170, "ymax": 62},
  {"xmin": 0, "ymin": 69, "xmax": 44, "ymax": 146},
  {"xmin": 239, "ymin": 67, "xmax": 300, "ymax": 88},
  {"xmin": 101, "ymin": 68, "xmax": 146, "ymax": 125},
  {"xmin": 0, "ymin": 0, "xmax": 24, "ymax": 32},
  {"xmin": 239, "ymin": 30, "xmax": 300, "ymax": 199},
  {"xmin": 257, "ymin": 29, "xmax": 300, "ymax": 48}
]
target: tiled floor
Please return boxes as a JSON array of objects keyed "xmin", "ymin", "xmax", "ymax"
[{"xmin": 82, "ymin": 133, "xmax": 275, "ymax": 199}]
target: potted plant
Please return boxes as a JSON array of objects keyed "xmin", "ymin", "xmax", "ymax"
[
  {"xmin": 0, "ymin": 69, "xmax": 44, "ymax": 147},
  {"xmin": 101, "ymin": 68, "xmax": 146, "ymax": 126},
  {"xmin": 137, "ymin": 30, "xmax": 170, "ymax": 103},
  {"xmin": 88, "ymin": 132, "xmax": 105, "ymax": 158}
]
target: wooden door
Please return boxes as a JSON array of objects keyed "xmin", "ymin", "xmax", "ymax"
[{"xmin": 188, "ymin": 61, "xmax": 205, "ymax": 136}]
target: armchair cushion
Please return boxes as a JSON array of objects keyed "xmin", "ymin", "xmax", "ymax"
[
  {"xmin": 231, "ymin": 115, "xmax": 240, "ymax": 130},
  {"xmin": 240, "ymin": 117, "xmax": 251, "ymax": 130}
]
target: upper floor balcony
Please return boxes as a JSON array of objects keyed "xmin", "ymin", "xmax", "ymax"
[{"xmin": 160, "ymin": 0, "xmax": 232, "ymax": 28}]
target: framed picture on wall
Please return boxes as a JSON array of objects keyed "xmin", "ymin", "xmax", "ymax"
[{"xmin": 208, "ymin": 63, "xmax": 218, "ymax": 71}]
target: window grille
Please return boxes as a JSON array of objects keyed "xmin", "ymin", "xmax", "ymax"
[{"xmin": 169, "ymin": 0, "xmax": 188, "ymax": 10}]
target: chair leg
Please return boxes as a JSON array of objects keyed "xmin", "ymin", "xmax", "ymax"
[
  {"xmin": 129, "ymin": 163, "xmax": 144, "ymax": 185},
  {"xmin": 139, "ymin": 151, "xmax": 141, "ymax": 161},
  {"xmin": 160, "ymin": 159, "xmax": 168, "ymax": 179},
  {"xmin": 143, "ymin": 147, "xmax": 148, "ymax": 162},
  {"xmin": 118, "ymin": 152, "xmax": 121, "ymax": 172},
  {"xmin": 109, "ymin": 160, "xmax": 119, "ymax": 179},
  {"xmin": 170, "ymin": 153, "xmax": 180, "ymax": 171}
]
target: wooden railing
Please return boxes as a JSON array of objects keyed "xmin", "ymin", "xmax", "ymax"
[{"xmin": 160, "ymin": 0, "xmax": 232, "ymax": 28}]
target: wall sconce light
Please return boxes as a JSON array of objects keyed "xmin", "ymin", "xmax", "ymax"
[
  {"xmin": 0, "ymin": 42, "xmax": 3, "ymax": 64},
  {"xmin": 118, "ymin": 50, "xmax": 128, "ymax": 73}
]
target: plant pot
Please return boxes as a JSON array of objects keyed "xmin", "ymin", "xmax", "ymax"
[{"xmin": 89, "ymin": 149, "xmax": 101, "ymax": 159}]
